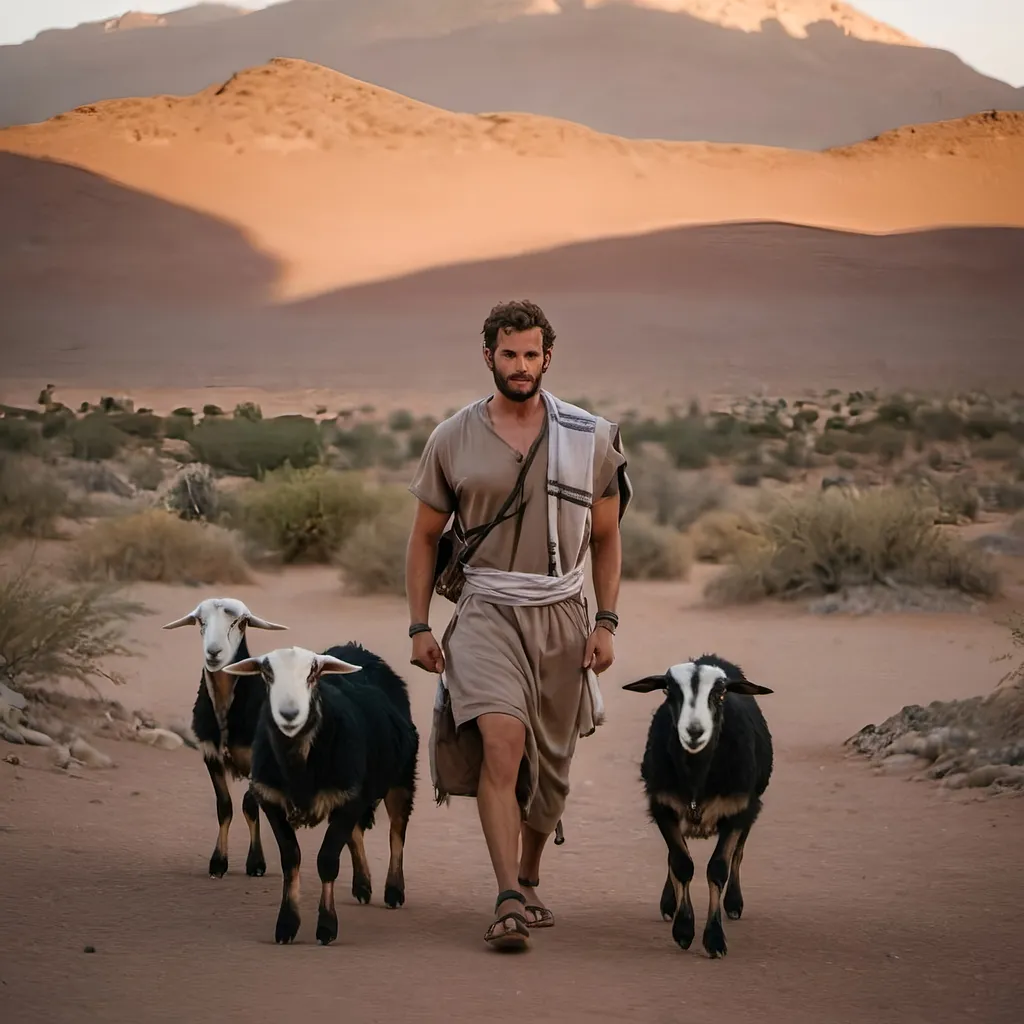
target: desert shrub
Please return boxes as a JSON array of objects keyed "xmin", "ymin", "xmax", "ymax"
[
  {"xmin": 203, "ymin": 404, "xmax": 224, "ymax": 417},
  {"xmin": 60, "ymin": 460, "xmax": 134, "ymax": 497},
  {"xmin": 733, "ymin": 465, "xmax": 762, "ymax": 487},
  {"xmin": 0, "ymin": 561, "xmax": 146, "ymax": 692},
  {"xmin": 68, "ymin": 413, "xmax": 129, "ymax": 461},
  {"xmin": 336, "ymin": 498, "xmax": 414, "ymax": 596},
  {"xmin": 387, "ymin": 409, "xmax": 415, "ymax": 432},
  {"xmin": 68, "ymin": 509, "xmax": 252, "ymax": 584},
  {"xmin": 109, "ymin": 411, "xmax": 162, "ymax": 440},
  {"xmin": 232, "ymin": 465, "xmax": 381, "ymax": 563},
  {"xmin": 160, "ymin": 463, "xmax": 220, "ymax": 521},
  {"xmin": 187, "ymin": 415, "xmax": 322, "ymax": 477},
  {"xmin": 916, "ymin": 406, "xmax": 964, "ymax": 442},
  {"xmin": 835, "ymin": 452, "xmax": 858, "ymax": 471},
  {"xmin": 627, "ymin": 453, "xmax": 725, "ymax": 531},
  {"xmin": 661, "ymin": 416, "xmax": 711, "ymax": 469},
  {"xmin": 866, "ymin": 424, "xmax": 907, "ymax": 464},
  {"xmin": 0, "ymin": 416, "xmax": 42, "ymax": 453},
  {"xmin": 705, "ymin": 486, "xmax": 999, "ymax": 605},
  {"xmin": 986, "ymin": 482, "xmax": 1024, "ymax": 512},
  {"xmin": 689, "ymin": 510, "xmax": 765, "ymax": 564},
  {"xmin": 619, "ymin": 513, "xmax": 692, "ymax": 581},
  {"xmin": 163, "ymin": 413, "xmax": 194, "ymax": 441},
  {"xmin": 406, "ymin": 426, "xmax": 433, "ymax": 461},
  {"xmin": 964, "ymin": 411, "xmax": 1012, "ymax": 440},
  {"xmin": 331, "ymin": 422, "xmax": 403, "ymax": 470},
  {"xmin": 0, "ymin": 456, "xmax": 71, "ymax": 539},
  {"xmin": 125, "ymin": 451, "xmax": 165, "ymax": 491},
  {"xmin": 41, "ymin": 407, "xmax": 76, "ymax": 439},
  {"xmin": 875, "ymin": 397, "xmax": 916, "ymax": 428},
  {"xmin": 972, "ymin": 433, "xmax": 1020, "ymax": 462},
  {"xmin": 233, "ymin": 402, "xmax": 263, "ymax": 422}
]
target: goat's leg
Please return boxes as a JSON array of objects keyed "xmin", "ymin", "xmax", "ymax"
[
  {"xmin": 241, "ymin": 785, "xmax": 267, "ymax": 877},
  {"xmin": 723, "ymin": 822, "xmax": 753, "ymax": 921},
  {"xmin": 316, "ymin": 808, "xmax": 359, "ymax": 945},
  {"xmin": 651, "ymin": 801, "xmax": 694, "ymax": 949},
  {"xmin": 262, "ymin": 802, "xmax": 302, "ymax": 944},
  {"xmin": 204, "ymin": 756, "xmax": 232, "ymax": 877},
  {"xmin": 383, "ymin": 786, "xmax": 414, "ymax": 909},
  {"xmin": 703, "ymin": 827, "xmax": 742, "ymax": 959},
  {"xmin": 346, "ymin": 825, "xmax": 373, "ymax": 905}
]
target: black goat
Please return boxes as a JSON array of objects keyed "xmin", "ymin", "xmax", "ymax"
[
  {"xmin": 623, "ymin": 653, "xmax": 774, "ymax": 959},
  {"xmin": 162, "ymin": 597, "xmax": 289, "ymax": 878},
  {"xmin": 223, "ymin": 642, "xmax": 419, "ymax": 946}
]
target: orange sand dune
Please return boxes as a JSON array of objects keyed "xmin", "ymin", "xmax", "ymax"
[{"xmin": 2, "ymin": 58, "xmax": 1022, "ymax": 304}]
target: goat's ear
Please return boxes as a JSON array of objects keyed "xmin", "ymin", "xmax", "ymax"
[
  {"xmin": 316, "ymin": 655, "xmax": 362, "ymax": 675},
  {"xmin": 725, "ymin": 679, "xmax": 774, "ymax": 695},
  {"xmin": 221, "ymin": 657, "xmax": 264, "ymax": 676},
  {"xmin": 622, "ymin": 675, "xmax": 667, "ymax": 694},
  {"xmin": 244, "ymin": 613, "xmax": 288, "ymax": 631},
  {"xmin": 161, "ymin": 612, "xmax": 198, "ymax": 630}
]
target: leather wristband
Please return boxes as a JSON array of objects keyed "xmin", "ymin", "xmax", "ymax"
[{"xmin": 408, "ymin": 622, "xmax": 432, "ymax": 638}]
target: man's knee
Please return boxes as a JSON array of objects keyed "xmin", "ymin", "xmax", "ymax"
[{"xmin": 477, "ymin": 713, "xmax": 525, "ymax": 787}]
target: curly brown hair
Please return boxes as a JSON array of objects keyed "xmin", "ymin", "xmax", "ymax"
[{"xmin": 481, "ymin": 300, "xmax": 556, "ymax": 354}]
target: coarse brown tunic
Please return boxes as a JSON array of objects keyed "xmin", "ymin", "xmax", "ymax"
[{"xmin": 409, "ymin": 396, "xmax": 626, "ymax": 833}]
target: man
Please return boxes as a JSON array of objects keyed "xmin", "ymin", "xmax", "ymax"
[{"xmin": 404, "ymin": 299, "xmax": 631, "ymax": 951}]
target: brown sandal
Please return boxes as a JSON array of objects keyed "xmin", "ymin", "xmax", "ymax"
[
  {"xmin": 518, "ymin": 876, "xmax": 555, "ymax": 929},
  {"xmin": 485, "ymin": 890, "xmax": 531, "ymax": 951}
]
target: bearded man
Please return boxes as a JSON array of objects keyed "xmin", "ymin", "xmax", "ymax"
[{"xmin": 404, "ymin": 299, "xmax": 632, "ymax": 951}]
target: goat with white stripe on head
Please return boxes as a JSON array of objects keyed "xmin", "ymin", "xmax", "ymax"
[{"xmin": 623, "ymin": 653, "xmax": 774, "ymax": 959}]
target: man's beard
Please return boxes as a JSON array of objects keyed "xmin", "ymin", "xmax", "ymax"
[{"xmin": 492, "ymin": 366, "xmax": 541, "ymax": 403}]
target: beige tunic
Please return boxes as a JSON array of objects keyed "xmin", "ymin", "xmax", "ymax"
[{"xmin": 409, "ymin": 396, "xmax": 626, "ymax": 833}]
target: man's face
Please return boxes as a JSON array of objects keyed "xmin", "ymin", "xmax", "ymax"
[{"xmin": 484, "ymin": 326, "xmax": 550, "ymax": 403}]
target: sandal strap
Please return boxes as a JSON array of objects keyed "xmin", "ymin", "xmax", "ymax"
[
  {"xmin": 517, "ymin": 876, "xmax": 540, "ymax": 888},
  {"xmin": 495, "ymin": 889, "xmax": 526, "ymax": 912}
]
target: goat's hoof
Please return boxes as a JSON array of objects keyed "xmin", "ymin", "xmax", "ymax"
[
  {"xmin": 723, "ymin": 890, "xmax": 743, "ymax": 920},
  {"xmin": 275, "ymin": 905, "xmax": 300, "ymax": 945},
  {"xmin": 351, "ymin": 875, "xmax": 372, "ymax": 905},
  {"xmin": 703, "ymin": 922, "xmax": 728, "ymax": 959},
  {"xmin": 384, "ymin": 884, "xmax": 405, "ymax": 909},
  {"xmin": 671, "ymin": 911, "xmax": 695, "ymax": 950},
  {"xmin": 245, "ymin": 853, "xmax": 267, "ymax": 878},
  {"xmin": 659, "ymin": 878, "xmax": 676, "ymax": 921},
  {"xmin": 725, "ymin": 907, "xmax": 742, "ymax": 920},
  {"xmin": 208, "ymin": 852, "xmax": 228, "ymax": 878},
  {"xmin": 316, "ymin": 910, "xmax": 338, "ymax": 946}
]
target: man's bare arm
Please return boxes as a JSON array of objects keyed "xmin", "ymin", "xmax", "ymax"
[
  {"xmin": 405, "ymin": 500, "xmax": 450, "ymax": 627},
  {"xmin": 589, "ymin": 493, "xmax": 622, "ymax": 619}
]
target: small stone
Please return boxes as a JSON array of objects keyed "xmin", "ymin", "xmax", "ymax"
[
  {"xmin": 943, "ymin": 773, "xmax": 970, "ymax": 790},
  {"xmin": 69, "ymin": 737, "xmax": 115, "ymax": 769},
  {"xmin": 0, "ymin": 682, "xmax": 27, "ymax": 711},
  {"xmin": 967, "ymin": 765, "xmax": 1005, "ymax": 789},
  {"xmin": 135, "ymin": 727, "xmax": 185, "ymax": 751},
  {"xmin": 3, "ymin": 754, "xmax": 20, "ymax": 766},
  {"xmin": 84, "ymin": 946, "xmax": 96, "ymax": 954},
  {"xmin": 879, "ymin": 753, "xmax": 927, "ymax": 776},
  {"xmin": 17, "ymin": 726, "xmax": 54, "ymax": 747},
  {"xmin": 0, "ymin": 723, "xmax": 25, "ymax": 745}
]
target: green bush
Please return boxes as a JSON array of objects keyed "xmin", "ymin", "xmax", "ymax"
[
  {"xmin": 916, "ymin": 407, "xmax": 964, "ymax": 442},
  {"xmin": 705, "ymin": 486, "xmax": 999, "ymax": 605},
  {"xmin": 232, "ymin": 466, "xmax": 382, "ymax": 563},
  {"xmin": 188, "ymin": 415, "xmax": 322, "ymax": 477},
  {"xmin": 619, "ymin": 513, "xmax": 692, "ymax": 581},
  {"xmin": 163, "ymin": 413, "xmax": 194, "ymax": 441},
  {"xmin": 109, "ymin": 412, "xmax": 162, "ymax": 440},
  {"xmin": 972, "ymin": 433, "xmax": 1020, "ymax": 462},
  {"xmin": 387, "ymin": 409, "xmax": 415, "ymax": 432},
  {"xmin": 0, "ymin": 417, "xmax": 42, "ymax": 453},
  {"xmin": 331, "ymin": 422, "xmax": 402, "ymax": 469},
  {"xmin": 125, "ymin": 451, "xmax": 165, "ymax": 491},
  {"xmin": 68, "ymin": 413, "xmax": 129, "ymax": 461}
]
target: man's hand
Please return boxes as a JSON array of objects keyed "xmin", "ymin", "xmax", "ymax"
[
  {"xmin": 411, "ymin": 630, "xmax": 445, "ymax": 675},
  {"xmin": 582, "ymin": 625, "xmax": 615, "ymax": 675}
]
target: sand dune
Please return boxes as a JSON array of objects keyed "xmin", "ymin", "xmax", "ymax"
[
  {"xmin": 1, "ymin": 2, "xmax": 1020, "ymax": 148},
  {"xmin": 1, "ymin": 59, "xmax": 1021, "ymax": 401}
]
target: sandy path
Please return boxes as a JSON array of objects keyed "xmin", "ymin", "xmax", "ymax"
[{"xmin": 2, "ymin": 574, "xmax": 1022, "ymax": 1023}]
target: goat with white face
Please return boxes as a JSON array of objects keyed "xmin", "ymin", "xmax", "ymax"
[
  {"xmin": 224, "ymin": 644, "xmax": 419, "ymax": 946},
  {"xmin": 162, "ymin": 597, "xmax": 288, "ymax": 878},
  {"xmin": 623, "ymin": 653, "xmax": 774, "ymax": 958}
]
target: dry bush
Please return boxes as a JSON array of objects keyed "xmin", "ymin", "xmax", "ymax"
[
  {"xmin": 620, "ymin": 512, "xmax": 693, "ymax": 581},
  {"xmin": 232, "ymin": 465, "xmax": 381, "ymax": 564},
  {"xmin": 125, "ymin": 450, "xmax": 165, "ymax": 491},
  {"xmin": 336, "ymin": 494, "xmax": 415, "ymax": 596},
  {"xmin": 188, "ymin": 414, "xmax": 322, "ymax": 478},
  {"xmin": 160, "ymin": 463, "xmax": 220, "ymax": 521},
  {"xmin": 68, "ymin": 509, "xmax": 252, "ymax": 584},
  {"xmin": 627, "ymin": 451, "xmax": 725, "ymax": 530},
  {"xmin": 0, "ymin": 560, "xmax": 146, "ymax": 693},
  {"xmin": 705, "ymin": 486, "xmax": 999, "ymax": 605},
  {"xmin": 0, "ymin": 455, "xmax": 72, "ymax": 540},
  {"xmin": 689, "ymin": 510, "xmax": 766, "ymax": 564}
]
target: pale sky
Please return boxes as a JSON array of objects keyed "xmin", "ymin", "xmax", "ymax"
[{"xmin": 0, "ymin": 1, "xmax": 1021, "ymax": 86}]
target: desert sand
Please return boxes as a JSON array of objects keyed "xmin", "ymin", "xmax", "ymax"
[
  {"xmin": 3, "ymin": 1, "xmax": 1021, "ymax": 147},
  {"xmin": 2, "ymin": 563, "xmax": 1023, "ymax": 1023},
  {"xmin": 1, "ymin": 59, "xmax": 1022, "ymax": 406}
]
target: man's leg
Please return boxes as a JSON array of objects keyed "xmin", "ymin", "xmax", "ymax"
[
  {"xmin": 518, "ymin": 822, "xmax": 554, "ymax": 925},
  {"xmin": 476, "ymin": 712, "xmax": 529, "ymax": 941}
]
